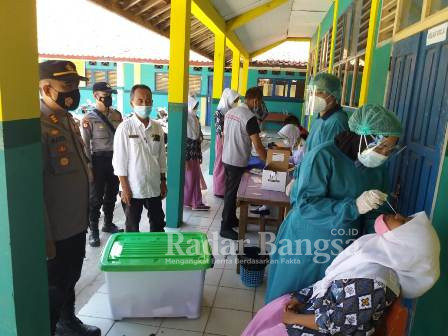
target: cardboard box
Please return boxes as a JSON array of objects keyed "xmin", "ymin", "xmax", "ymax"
[{"xmin": 261, "ymin": 149, "xmax": 291, "ymax": 192}]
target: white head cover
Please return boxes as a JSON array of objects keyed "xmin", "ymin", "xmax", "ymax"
[
  {"xmin": 278, "ymin": 124, "xmax": 300, "ymax": 148},
  {"xmin": 187, "ymin": 95, "xmax": 200, "ymax": 140},
  {"xmin": 312, "ymin": 212, "xmax": 440, "ymax": 299},
  {"xmin": 217, "ymin": 88, "xmax": 239, "ymax": 115}
]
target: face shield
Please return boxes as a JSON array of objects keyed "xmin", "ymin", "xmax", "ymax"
[
  {"xmin": 356, "ymin": 135, "xmax": 406, "ymax": 168},
  {"xmin": 305, "ymin": 85, "xmax": 329, "ymax": 116}
]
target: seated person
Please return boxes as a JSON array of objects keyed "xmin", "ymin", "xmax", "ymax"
[{"xmin": 242, "ymin": 211, "xmax": 440, "ymax": 336}]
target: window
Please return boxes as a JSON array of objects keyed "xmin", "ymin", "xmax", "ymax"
[
  {"xmin": 430, "ymin": 0, "xmax": 448, "ymax": 15},
  {"xmin": 257, "ymin": 78, "xmax": 305, "ymax": 100},
  {"xmin": 378, "ymin": 0, "xmax": 398, "ymax": 44},
  {"xmin": 155, "ymin": 73, "xmax": 202, "ymax": 95},
  {"xmin": 400, "ymin": 0, "xmax": 423, "ymax": 29},
  {"xmin": 85, "ymin": 69, "xmax": 117, "ymax": 87}
]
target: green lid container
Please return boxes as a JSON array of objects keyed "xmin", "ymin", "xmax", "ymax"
[{"xmin": 100, "ymin": 232, "xmax": 213, "ymax": 272}]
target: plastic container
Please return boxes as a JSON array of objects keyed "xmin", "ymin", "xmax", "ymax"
[
  {"xmin": 238, "ymin": 246, "xmax": 269, "ymax": 288},
  {"xmin": 100, "ymin": 232, "xmax": 213, "ymax": 320}
]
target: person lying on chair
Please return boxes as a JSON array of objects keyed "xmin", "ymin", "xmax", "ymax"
[{"xmin": 242, "ymin": 211, "xmax": 440, "ymax": 336}]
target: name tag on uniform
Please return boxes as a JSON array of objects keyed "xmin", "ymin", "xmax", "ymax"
[
  {"xmin": 129, "ymin": 134, "xmax": 139, "ymax": 138},
  {"xmin": 152, "ymin": 134, "xmax": 160, "ymax": 142}
]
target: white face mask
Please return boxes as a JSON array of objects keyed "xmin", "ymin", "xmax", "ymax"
[
  {"xmin": 308, "ymin": 96, "xmax": 327, "ymax": 115},
  {"xmin": 358, "ymin": 147, "xmax": 388, "ymax": 168},
  {"xmin": 134, "ymin": 105, "xmax": 152, "ymax": 119}
]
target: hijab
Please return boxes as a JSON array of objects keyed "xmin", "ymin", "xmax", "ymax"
[
  {"xmin": 187, "ymin": 96, "xmax": 200, "ymax": 140},
  {"xmin": 312, "ymin": 212, "xmax": 440, "ymax": 299},
  {"xmin": 278, "ymin": 124, "xmax": 300, "ymax": 148},
  {"xmin": 217, "ymin": 88, "xmax": 239, "ymax": 115}
]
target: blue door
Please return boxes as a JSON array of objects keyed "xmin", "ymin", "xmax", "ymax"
[
  {"xmin": 387, "ymin": 31, "xmax": 448, "ymax": 216},
  {"xmin": 205, "ymin": 75, "xmax": 231, "ymax": 126}
]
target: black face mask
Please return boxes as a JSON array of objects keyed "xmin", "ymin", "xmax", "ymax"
[
  {"xmin": 50, "ymin": 88, "xmax": 80, "ymax": 111},
  {"xmin": 100, "ymin": 95, "xmax": 113, "ymax": 108}
]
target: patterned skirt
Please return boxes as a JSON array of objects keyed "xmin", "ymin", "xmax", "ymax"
[
  {"xmin": 185, "ymin": 138, "xmax": 202, "ymax": 161},
  {"xmin": 287, "ymin": 278, "xmax": 397, "ymax": 336}
]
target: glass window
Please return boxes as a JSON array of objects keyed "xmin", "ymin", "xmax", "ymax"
[
  {"xmin": 155, "ymin": 73, "xmax": 202, "ymax": 94},
  {"xmin": 85, "ymin": 69, "xmax": 117, "ymax": 88},
  {"xmin": 108, "ymin": 70, "xmax": 117, "ymax": 87},
  {"xmin": 430, "ymin": 0, "xmax": 448, "ymax": 15},
  {"xmin": 258, "ymin": 78, "xmax": 274, "ymax": 96},
  {"xmin": 155, "ymin": 73, "xmax": 169, "ymax": 92},
  {"xmin": 257, "ymin": 78, "xmax": 305, "ymax": 100},
  {"xmin": 400, "ymin": 0, "xmax": 423, "ymax": 29}
]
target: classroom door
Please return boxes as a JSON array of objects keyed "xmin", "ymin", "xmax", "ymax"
[
  {"xmin": 206, "ymin": 75, "xmax": 231, "ymax": 126},
  {"xmin": 386, "ymin": 30, "xmax": 448, "ymax": 216}
]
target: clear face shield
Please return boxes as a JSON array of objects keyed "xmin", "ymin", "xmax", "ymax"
[
  {"xmin": 356, "ymin": 135, "xmax": 406, "ymax": 168},
  {"xmin": 305, "ymin": 85, "xmax": 328, "ymax": 116}
]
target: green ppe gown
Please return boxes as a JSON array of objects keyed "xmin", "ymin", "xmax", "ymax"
[
  {"xmin": 265, "ymin": 141, "xmax": 389, "ymax": 303},
  {"xmin": 306, "ymin": 107, "xmax": 349, "ymax": 152}
]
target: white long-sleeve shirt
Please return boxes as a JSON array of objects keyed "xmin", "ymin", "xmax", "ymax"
[{"xmin": 113, "ymin": 114, "xmax": 166, "ymax": 199}]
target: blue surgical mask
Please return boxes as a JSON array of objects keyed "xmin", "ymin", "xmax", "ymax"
[{"xmin": 134, "ymin": 105, "xmax": 152, "ymax": 119}]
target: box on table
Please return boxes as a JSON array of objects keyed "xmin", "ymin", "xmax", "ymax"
[
  {"xmin": 100, "ymin": 232, "xmax": 213, "ymax": 320},
  {"xmin": 261, "ymin": 149, "xmax": 291, "ymax": 192}
]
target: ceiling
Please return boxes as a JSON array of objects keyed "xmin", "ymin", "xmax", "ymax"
[{"xmin": 85, "ymin": 0, "xmax": 332, "ymax": 61}]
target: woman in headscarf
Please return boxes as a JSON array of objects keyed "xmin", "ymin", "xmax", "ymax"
[
  {"xmin": 213, "ymin": 88, "xmax": 240, "ymax": 198},
  {"xmin": 266, "ymin": 104, "xmax": 404, "ymax": 303},
  {"xmin": 243, "ymin": 211, "xmax": 440, "ymax": 335},
  {"xmin": 183, "ymin": 96, "xmax": 210, "ymax": 211}
]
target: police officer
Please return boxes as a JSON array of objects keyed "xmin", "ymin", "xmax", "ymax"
[
  {"xmin": 81, "ymin": 82, "xmax": 123, "ymax": 247},
  {"xmin": 39, "ymin": 60, "xmax": 100, "ymax": 336}
]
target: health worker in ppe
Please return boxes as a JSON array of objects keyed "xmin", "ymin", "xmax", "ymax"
[
  {"xmin": 265, "ymin": 104, "xmax": 403, "ymax": 304},
  {"xmin": 287, "ymin": 73, "xmax": 349, "ymax": 199}
]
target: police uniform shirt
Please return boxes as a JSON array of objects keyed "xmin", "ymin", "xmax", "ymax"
[
  {"xmin": 222, "ymin": 103, "xmax": 261, "ymax": 167},
  {"xmin": 40, "ymin": 101, "xmax": 90, "ymax": 242},
  {"xmin": 112, "ymin": 114, "xmax": 166, "ymax": 199},
  {"xmin": 80, "ymin": 108, "xmax": 122, "ymax": 160}
]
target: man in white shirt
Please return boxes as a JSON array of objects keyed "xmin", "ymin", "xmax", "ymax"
[{"xmin": 112, "ymin": 84, "xmax": 167, "ymax": 232}]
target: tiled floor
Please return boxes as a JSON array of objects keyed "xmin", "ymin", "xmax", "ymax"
[{"xmin": 76, "ymin": 147, "xmax": 273, "ymax": 336}]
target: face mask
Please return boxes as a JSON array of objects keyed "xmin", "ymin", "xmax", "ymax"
[
  {"xmin": 134, "ymin": 105, "xmax": 152, "ymax": 119},
  {"xmin": 374, "ymin": 214, "xmax": 390, "ymax": 235},
  {"xmin": 309, "ymin": 96, "xmax": 327, "ymax": 115},
  {"xmin": 100, "ymin": 96, "xmax": 112, "ymax": 108},
  {"xmin": 50, "ymin": 88, "xmax": 80, "ymax": 111},
  {"xmin": 358, "ymin": 147, "xmax": 388, "ymax": 168}
]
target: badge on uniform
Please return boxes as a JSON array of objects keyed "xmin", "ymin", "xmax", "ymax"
[
  {"xmin": 59, "ymin": 157, "xmax": 70, "ymax": 166},
  {"xmin": 57, "ymin": 145, "xmax": 68, "ymax": 153},
  {"xmin": 49, "ymin": 114, "xmax": 59, "ymax": 124},
  {"xmin": 50, "ymin": 129, "xmax": 60, "ymax": 136},
  {"xmin": 152, "ymin": 134, "xmax": 160, "ymax": 142}
]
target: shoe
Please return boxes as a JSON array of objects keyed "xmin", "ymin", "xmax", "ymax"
[
  {"xmin": 250, "ymin": 206, "xmax": 271, "ymax": 216},
  {"xmin": 56, "ymin": 316, "xmax": 101, "ymax": 336},
  {"xmin": 220, "ymin": 229, "xmax": 238, "ymax": 240},
  {"xmin": 102, "ymin": 223, "xmax": 123, "ymax": 233},
  {"xmin": 88, "ymin": 230, "xmax": 100, "ymax": 248},
  {"xmin": 192, "ymin": 204, "xmax": 210, "ymax": 211}
]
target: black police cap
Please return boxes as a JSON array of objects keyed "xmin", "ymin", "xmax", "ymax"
[
  {"xmin": 39, "ymin": 60, "xmax": 88, "ymax": 82},
  {"xmin": 93, "ymin": 82, "xmax": 117, "ymax": 94}
]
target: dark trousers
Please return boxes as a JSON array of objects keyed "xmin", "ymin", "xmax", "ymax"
[
  {"xmin": 89, "ymin": 154, "xmax": 119, "ymax": 226},
  {"xmin": 221, "ymin": 163, "xmax": 246, "ymax": 231},
  {"xmin": 124, "ymin": 197, "xmax": 166, "ymax": 232},
  {"xmin": 47, "ymin": 232, "xmax": 86, "ymax": 335}
]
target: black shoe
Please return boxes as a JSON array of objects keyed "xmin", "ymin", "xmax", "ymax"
[
  {"xmin": 88, "ymin": 230, "xmax": 100, "ymax": 247},
  {"xmin": 220, "ymin": 229, "xmax": 238, "ymax": 240},
  {"xmin": 102, "ymin": 223, "xmax": 123, "ymax": 233},
  {"xmin": 250, "ymin": 207, "xmax": 271, "ymax": 216},
  {"xmin": 56, "ymin": 316, "xmax": 101, "ymax": 336}
]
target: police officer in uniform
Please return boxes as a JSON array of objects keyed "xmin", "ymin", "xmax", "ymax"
[
  {"xmin": 81, "ymin": 82, "xmax": 123, "ymax": 247},
  {"xmin": 39, "ymin": 60, "xmax": 100, "ymax": 335}
]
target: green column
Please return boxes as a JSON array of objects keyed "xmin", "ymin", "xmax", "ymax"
[
  {"xmin": 166, "ymin": 103, "xmax": 187, "ymax": 228},
  {"xmin": 0, "ymin": 1, "xmax": 50, "ymax": 335},
  {"xmin": 0, "ymin": 122, "xmax": 50, "ymax": 336}
]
